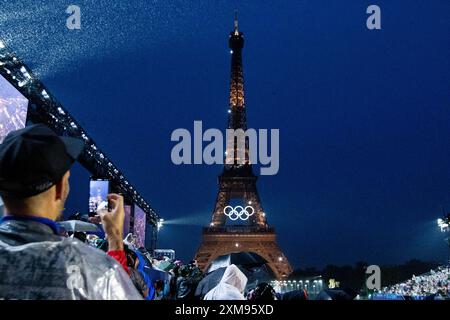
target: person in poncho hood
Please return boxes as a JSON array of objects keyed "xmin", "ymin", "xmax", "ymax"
[{"xmin": 204, "ymin": 264, "xmax": 247, "ymax": 300}]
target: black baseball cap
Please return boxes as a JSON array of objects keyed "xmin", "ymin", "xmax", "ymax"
[{"xmin": 0, "ymin": 124, "xmax": 85, "ymax": 198}]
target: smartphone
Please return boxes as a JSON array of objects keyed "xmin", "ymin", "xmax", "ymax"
[{"xmin": 89, "ymin": 178, "xmax": 110, "ymax": 217}]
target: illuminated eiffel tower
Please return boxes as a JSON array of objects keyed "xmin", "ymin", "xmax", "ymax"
[{"xmin": 195, "ymin": 14, "xmax": 292, "ymax": 279}]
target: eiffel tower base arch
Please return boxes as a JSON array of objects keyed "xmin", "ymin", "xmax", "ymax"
[{"xmin": 195, "ymin": 228, "xmax": 293, "ymax": 280}]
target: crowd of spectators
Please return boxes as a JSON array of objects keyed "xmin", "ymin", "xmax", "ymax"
[
  {"xmin": 0, "ymin": 124, "xmax": 306, "ymax": 300},
  {"xmin": 376, "ymin": 266, "xmax": 450, "ymax": 299}
]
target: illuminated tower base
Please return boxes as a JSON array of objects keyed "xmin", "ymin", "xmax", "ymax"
[{"xmin": 196, "ymin": 223, "xmax": 292, "ymax": 280}]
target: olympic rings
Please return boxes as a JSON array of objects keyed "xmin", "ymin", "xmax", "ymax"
[{"xmin": 224, "ymin": 205, "xmax": 255, "ymax": 221}]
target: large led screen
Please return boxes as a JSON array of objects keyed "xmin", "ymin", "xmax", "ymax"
[
  {"xmin": 0, "ymin": 74, "xmax": 28, "ymax": 143},
  {"xmin": 133, "ymin": 205, "xmax": 146, "ymax": 248}
]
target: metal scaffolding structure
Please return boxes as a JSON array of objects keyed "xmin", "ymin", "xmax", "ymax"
[{"xmin": 0, "ymin": 40, "xmax": 160, "ymax": 227}]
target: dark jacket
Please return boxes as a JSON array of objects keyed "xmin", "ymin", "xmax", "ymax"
[{"xmin": 176, "ymin": 266, "xmax": 204, "ymax": 300}]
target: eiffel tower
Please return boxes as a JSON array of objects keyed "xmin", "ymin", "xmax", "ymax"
[{"xmin": 195, "ymin": 14, "xmax": 293, "ymax": 279}]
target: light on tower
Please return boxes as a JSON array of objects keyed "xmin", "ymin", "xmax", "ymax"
[{"xmin": 157, "ymin": 218, "xmax": 164, "ymax": 231}]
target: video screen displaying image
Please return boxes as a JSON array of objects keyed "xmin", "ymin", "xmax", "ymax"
[
  {"xmin": 89, "ymin": 179, "xmax": 109, "ymax": 216},
  {"xmin": 0, "ymin": 74, "xmax": 28, "ymax": 143},
  {"xmin": 133, "ymin": 205, "xmax": 146, "ymax": 248},
  {"xmin": 123, "ymin": 205, "xmax": 131, "ymax": 236}
]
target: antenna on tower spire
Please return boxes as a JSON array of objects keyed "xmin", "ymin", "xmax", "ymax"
[{"xmin": 234, "ymin": 10, "xmax": 239, "ymax": 33}]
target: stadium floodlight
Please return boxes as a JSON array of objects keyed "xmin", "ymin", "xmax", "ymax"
[
  {"xmin": 157, "ymin": 218, "xmax": 164, "ymax": 231},
  {"xmin": 20, "ymin": 66, "xmax": 31, "ymax": 80},
  {"xmin": 41, "ymin": 89, "xmax": 50, "ymax": 99},
  {"xmin": 437, "ymin": 215, "xmax": 450, "ymax": 232}
]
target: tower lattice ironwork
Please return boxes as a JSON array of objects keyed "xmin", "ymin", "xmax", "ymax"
[{"xmin": 195, "ymin": 15, "xmax": 293, "ymax": 279}]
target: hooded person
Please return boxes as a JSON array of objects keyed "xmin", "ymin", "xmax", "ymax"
[{"xmin": 204, "ymin": 264, "xmax": 247, "ymax": 300}]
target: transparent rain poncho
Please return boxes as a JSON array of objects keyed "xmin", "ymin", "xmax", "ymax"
[
  {"xmin": 0, "ymin": 220, "xmax": 143, "ymax": 300},
  {"xmin": 204, "ymin": 264, "xmax": 248, "ymax": 300}
]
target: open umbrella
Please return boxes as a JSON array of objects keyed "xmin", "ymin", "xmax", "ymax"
[
  {"xmin": 242, "ymin": 264, "xmax": 274, "ymax": 290},
  {"xmin": 58, "ymin": 220, "xmax": 99, "ymax": 233},
  {"xmin": 207, "ymin": 252, "xmax": 267, "ymax": 273},
  {"xmin": 195, "ymin": 267, "xmax": 227, "ymax": 298},
  {"xmin": 153, "ymin": 259, "xmax": 175, "ymax": 272}
]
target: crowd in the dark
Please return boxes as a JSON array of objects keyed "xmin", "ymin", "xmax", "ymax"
[{"xmin": 376, "ymin": 266, "xmax": 450, "ymax": 299}]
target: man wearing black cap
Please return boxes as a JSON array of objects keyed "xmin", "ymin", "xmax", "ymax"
[{"xmin": 0, "ymin": 124, "xmax": 142, "ymax": 299}]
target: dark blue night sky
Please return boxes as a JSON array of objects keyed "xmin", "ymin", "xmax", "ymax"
[{"xmin": 1, "ymin": 0, "xmax": 450, "ymax": 268}]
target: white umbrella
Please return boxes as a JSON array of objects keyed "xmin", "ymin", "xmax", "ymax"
[{"xmin": 58, "ymin": 220, "xmax": 99, "ymax": 233}]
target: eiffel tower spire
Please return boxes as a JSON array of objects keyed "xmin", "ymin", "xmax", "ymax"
[
  {"xmin": 226, "ymin": 12, "xmax": 251, "ymax": 173},
  {"xmin": 195, "ymin": 14, "xmax": 293, "ymax": 280}
]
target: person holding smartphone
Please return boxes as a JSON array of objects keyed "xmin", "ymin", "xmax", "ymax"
[{"xmin": 0, "ymin": 124, "xmax": 142, "ymax": 300}]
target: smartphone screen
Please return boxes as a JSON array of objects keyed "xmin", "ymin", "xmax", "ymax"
[{"xmin": 89, "ymin": 179, "xmax": 110, "ymax": 217}]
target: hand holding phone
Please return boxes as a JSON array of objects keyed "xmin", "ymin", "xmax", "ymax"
[
  {"xmin": 89, "ymin": 179, "xmax": 110, "ymax": 217},
  {"xmin": 97, "ymin": 193, "xmax": 125, "ymax": 251}
]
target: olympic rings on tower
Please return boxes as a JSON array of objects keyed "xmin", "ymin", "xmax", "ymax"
[{"xmin": 223, "ymin": 205, "xmax": 255, "ymax": 221}]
